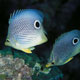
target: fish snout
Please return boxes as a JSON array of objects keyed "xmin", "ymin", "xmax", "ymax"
[{"xmin": 5, "ymin": 39, "xmax": 11, "ymax": 46}]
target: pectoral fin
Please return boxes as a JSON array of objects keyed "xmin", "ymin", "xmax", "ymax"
[
  {"xmin": 22, "ymin": 49, "xmax": 32, "ymax": 54},
  {"xmin": 64, "ymin": 57, "xmax": 73, "ymax": 64}
]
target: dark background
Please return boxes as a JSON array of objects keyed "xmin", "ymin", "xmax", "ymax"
[{"xmin": 0, "ymin": 0, "xmax": 80, "ymax": 80}]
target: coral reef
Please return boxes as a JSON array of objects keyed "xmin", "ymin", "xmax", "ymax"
[
  {"xmin": 0, "ymin": 47, "xmax": 63, "ymax": 80},
  {"xmin": 0, "ymin": 54, "xmax": 32, "ymax": 80}
]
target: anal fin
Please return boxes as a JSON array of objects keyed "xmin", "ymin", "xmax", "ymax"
[{"xmin": 22, "ymin": 48, "xmax": 32, "ymax": 54}]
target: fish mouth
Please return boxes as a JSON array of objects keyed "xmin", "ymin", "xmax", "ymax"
[
  {"xmin": 5, "ymin": 39, "xmax": 17, "ymax": 49},
  {"xmin": 5, "ymin": 39, "xmax": 11, "ymax": 47},
  {"xmin": 45, "ymin": 63, "xmax": 53, "ymax": 68}
]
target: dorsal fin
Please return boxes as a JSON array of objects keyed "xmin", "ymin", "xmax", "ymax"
[
  {"xmin": 9, "ymin": 9, "xmax": 44, "ymax": 24},
  {"xmin": 9, "ymin": 9, "xmax": 23, "ymax": 24}
]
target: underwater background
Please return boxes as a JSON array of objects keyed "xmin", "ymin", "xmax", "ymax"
[{"xmin": 0, "ymin": 0, "xmax": 80, "ymax": 80}]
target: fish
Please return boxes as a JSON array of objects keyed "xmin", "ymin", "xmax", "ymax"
[
  {"xmin": 5, "ymin": 9, "xmax": 48, "ymax": 54},
  {"xmin": 46, "ymin": 30, "xmax": 80, "ymax": 67}
]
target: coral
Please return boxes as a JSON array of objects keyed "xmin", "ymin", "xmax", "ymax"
[
  {"xmin": 0, "ymin": 54, "xmax": 32, "ymax": 80},
  {"xmin": 32, "ymin": 67, "xmax": 63, "ymax": 80},
  {"xmin": 0, "ymin": 47, "xmax": 63, "ymax": 80}
]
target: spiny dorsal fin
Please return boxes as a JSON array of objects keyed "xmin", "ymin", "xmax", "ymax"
[
  {"xmin": 9, "ymin": 9, "xmax": 44, "ymax": 24},
  {"xmin": 9, "ymin": 9, "xmax": 24, "ymax": 24}
]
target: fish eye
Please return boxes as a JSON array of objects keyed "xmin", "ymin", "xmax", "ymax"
[
  {"xmin": 34, "ymin": 20, "xmax": 41, "ymax": 29},
  {"xmin": 72, "ymin": 37, "xmax": 79, "ymax": 45}
]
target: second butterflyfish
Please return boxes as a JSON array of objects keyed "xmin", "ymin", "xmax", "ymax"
[{"xmin": 46, "ymin": 30, "xmax": 80, "ymax": 67}]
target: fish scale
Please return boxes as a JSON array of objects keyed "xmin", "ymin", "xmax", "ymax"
[
  {"xmin": 5, "ymin": 9, "xmax": 48, "ymax": 53},
  {"xmin": 46, "ymin": 30, "xmax": 80, "ymax": 67}
]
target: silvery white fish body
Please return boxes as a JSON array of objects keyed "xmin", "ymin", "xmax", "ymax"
[{"xmin": 5, "ymin": 9, "xmax": 48, "ymax": 53}]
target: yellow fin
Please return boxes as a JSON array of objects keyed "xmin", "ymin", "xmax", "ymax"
[
  {"xmin": 22, "ymin": 49, "xmax": 32, "ymax": 54},
  {"xmin": 45, "ymin": 63, "xmax": 52, "ymax": 68},
  {"xmin": 64, "ymin": 57, "xmax": 73, "ymax": 64}
]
